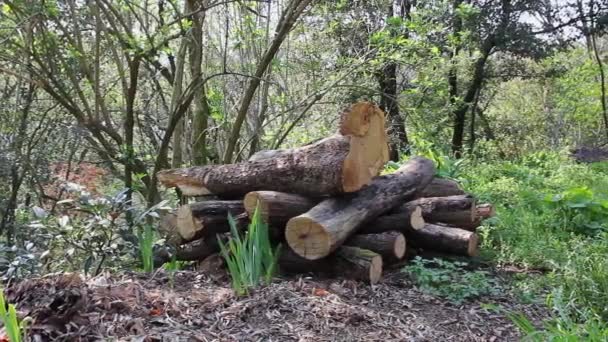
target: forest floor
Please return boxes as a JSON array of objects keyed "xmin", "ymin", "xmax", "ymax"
[{"xmin": 5, "ymin": 265, "xmax": 549, "ymax": 341}]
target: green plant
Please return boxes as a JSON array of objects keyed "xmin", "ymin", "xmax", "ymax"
[
  {"xmin": 218, "ymin": 204, "xmax": 281, "ymax": 296},
  {"xmin": 545, "ymin": 186, "xmax": 608, "ymax": 236},
  {"xmin": 403, "ymin": 257, "xmax": 497, "ymax": 304},
  {"xmin": 0, "ymin": 289, "xmax": 25, "ymax": 342},
  {"xmin": 137, "ymin": 224, "xmax": 155, "ymax": 273},
  {"xmin": 508, "ymin": 310, "xmax": 608, "ymax": 341}
]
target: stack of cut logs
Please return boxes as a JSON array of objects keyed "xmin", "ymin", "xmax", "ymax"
[{"xmin": 156, "ymin": 102, "xmax": 495, "ymax": 284}]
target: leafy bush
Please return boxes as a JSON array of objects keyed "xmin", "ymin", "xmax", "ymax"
[
  {"xmin": 0, "ymin": 289, "xmax": 25, "ymax": 342},
  {"xmin": 1, "ymin": 185, "xmax": 171, "ymax": 280},
  {"xmin": 545, "ymin": 186, "xmax": 608, "ymax": 235},
  {"xmin": 218, "ymin": 205, "xmax": 280, "ymax": 296},
  {"xmin": 403, "ymin": 257, "xmax": 498, "ymax": 304}
]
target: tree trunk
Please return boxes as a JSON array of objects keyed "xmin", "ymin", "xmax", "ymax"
[
  {"xmin": 286, "ymin": 157, "xmax": 435, "ymax": 260},
  {"xmin": 279, "ymin": 246, "xmax": 383, "ymax": 284},
  {"xmin": 406, "ymin": 223, "xmax": 479, "ymax": 257},
  {"xmin": 188, "ymin": 0, "xmax": 211, "ymax": 166},
  {"xmin": 402, "ymin": 195, "xmax": 476, "ymax": 228},
  {"xmin": 417, "ymin": 177, "xmax": 465, "ymax": 198},
  {"xmin": 158, "ymin": 102, "xmax": 389, "ymax": 197},
  {"xmin": 243, "ymin": 191, "xmax": 317, "ymax": 226},
  {"xmin": 174, "ymin": 201, "xmax": 246, "ymax": 242},
  {"xmin": 345, "ymin": 231, "xmax": 406, "ymax": 262},
  {"xmin": 223, "ymin": 0, "xmax": 314, "ymax": 163},
  {"xmin": 451, "ymin": 38, "xmax": 494, "ymax": 157},
  {"xmin": 358, "ymin": 206, "xmax": 425, "ymax": 234},
  {"xmin": 459, "ymin": 203, "xmax": 495, "ymax": 230}
]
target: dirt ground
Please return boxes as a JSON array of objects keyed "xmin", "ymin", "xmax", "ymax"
[{"xmin": 2, "ymin": 265, "xmax": 549, "ymax": 342}]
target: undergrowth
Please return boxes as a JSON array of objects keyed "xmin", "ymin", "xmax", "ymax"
[
  {"xmin": 218, "ymin": 204, "xmax": 280, "ymax": 296},
  {"xmin": 403, "ymin": 257, "xmax": 498, "ymax": 304},
  {"xmin": 456, "ymin": 150, "xmax": 608, "ymax": 338}
]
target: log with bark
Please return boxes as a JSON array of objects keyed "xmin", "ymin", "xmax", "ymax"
[
  {"xmin": 460, "ymin": 203, "xmax": 496, "ymax": 230},
  {"xmin": 402, "ymin": 195, "xmax": 476, "ymax": 228},
  {"xmin": 418, "ymin": 177, "xmax": 466, "ymax": 198},
  {"xmin": 154, "ymin": 235, "xmax": 222, "ymax": 266},
  {"xmin": 345, "ymin": 231, "xmax": 406, "ymax": 262},
  {"xmin": 406, "ymin": 223, "xmax": 479, "ymax": 257},
  {"xmin": 157, "ymin": 102, "xmax": 389, "ymax": 198},
  {"xmin": 286, "ymin": 157, "xmax": 436, "ymax": 260},
  {"xmin": 358, "ymin": 206, "xmax": 425, "ymax": 234},
  {"xmin": 279, "ymin": 246, "xmax": 383, "ymax": 284},
  {"xmin": 172, "ymin": 201, "xmax": 246, "ymax": 243},
  {"xmin": 243, "ymin": 191, "xmax": 317, "ymax": 226}
]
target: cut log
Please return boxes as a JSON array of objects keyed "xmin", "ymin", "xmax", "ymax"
[
  {"xmin": 418, "ymin": 177, "xmax": 466, "ymax": 198},
  {"xmin": 153, "ymin": 235, "xmax": 222, "ymax": 266},
  {"xmin": 334, "ymin": 246, "xmax": 383, "ymax": 284},
  {"xmin": 157, "ymin": 102, "xmax": 389, "ymax": 197},
  {"xmin": 243, "ymin": 191, "xmax": 317, "ymax": 226},
  {"xmin": 358, "ymin": 206, "xmax": 425, "ymax": 234},
  {"xmin": 476, "ymin": 203, "xmax": 495, "ymax": 219},
  {"xmin": 402, "ymin": 195, "xmax": 476, "ymax": 228},
  {"xmin": 459, "ymin": 203, "xmax": 496, "ymax": 230},
  {"xmin": 279, "ymin": 246, "xmax": 383, "ymax": 284},
  {"xmin": 176, "ymin": 201, "xmax": 246, "ymax": 242},
  {"xmin": 406, "ymin": 223, "xmax": 479, "ymax": 257},
  {"xmin": 286, "ymin": 157, "xmax": 436, "ymax": 260},
  {"xmin": 345, "ymin": 231, "xmax": 406, "ymax": 261}
]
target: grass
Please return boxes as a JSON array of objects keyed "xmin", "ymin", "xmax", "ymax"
[
  {"xmin": 218, "ymin": 204, "xmax": 281, "ymax": 296},
  {"xmin": 0, "ymin": 289, "xmax": 24, "ymax": 342},
  {"xmin": 138, "ymin": 224, "xmax": 155, "ymax": 273},
  {"xmin": 453, "ymin": 151, "xmax": 608, "ymax": 337}
]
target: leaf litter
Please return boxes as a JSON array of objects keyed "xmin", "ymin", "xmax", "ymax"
[{"xmin": 2, "ymin": 268, "xmax": 549, "ymax": 341}]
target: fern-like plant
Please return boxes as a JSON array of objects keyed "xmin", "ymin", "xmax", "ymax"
[
  {"xmin": 218, "ymin": 204, "xmax": 280, "ymax": 296},
  {"xmin": 0, "ymin": 289, "xmax": 24, "ymax": 342}
]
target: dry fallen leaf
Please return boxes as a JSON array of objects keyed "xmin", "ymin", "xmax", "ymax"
[
  {"xmin": 312, "ymin": 288, "xmax": 329, "ymax": 297},
  {"xmin": 149, "ymin": 308, "xmax": 163, "ymax": 316}
]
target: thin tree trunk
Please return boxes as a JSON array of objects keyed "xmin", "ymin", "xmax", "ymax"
[
  {"xmin": 171, "ymin": 40, "xmax": 189, "ymax": 168},
  {"xmin": 223, "ymin": 0, "xmax": 313, "ymax": 163},
  {"xmin": 189, "ymin": 0, "xmax": 211, "ymax": 166},
  {"xmin": 591, "ymin": 33, "xmax": 608, "ymax": 139}
]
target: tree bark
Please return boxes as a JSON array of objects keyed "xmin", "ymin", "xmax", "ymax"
[
  {"xmin": 188, "ymin": 0, "xmax": 211, "ymax": 166},
  {"xmin": 279, "ymin": 246, "xmax": 383, "ymax": 284},
  {"xmin": 174, "ymin": 201, "xmax": 246, "ymax": 242},
  {"xmin": 286, "ymin": 157, "xmax": 435, "ymax": 260},
  {"xmin": 402, "ymin": 195, "xmax": 476, "ymax": 228},
  {"xmin": 345, "ymin": 231, "xmax": 406, "ymax": 262},
  {"xmin": 358, "ymin": 206, "xmax": 425, "ymax": 234},
  {"xmin": 154, "ymin": 235, "xmax": 222, "ymax": 266},
  {"xmin": 158, "ymin": 102, "xmax": 389, "ymax": 197},
  {"xmin": 417, "ymin": 177, "xmax": 466, "ymax": 198},
  {"xmin": 243, "ymin": 191, "xmax": 317, "ymax": 226},
  {"xmin": 406, "ymin": 223, "xmax": 479, "ymax": 257}
]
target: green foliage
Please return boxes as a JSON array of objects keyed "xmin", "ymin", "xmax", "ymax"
[
  {"xmin": 137, "ymin": 224, "xmax": 155, "ymax": 273},
  {"xmin": 218, "ymin": 205, "xmax": 280, "ymax": 296},
  {"xmin": 403, "ymin": 257, "xmax": 498, "ymax": 304},
  {"xmin": 508, "ymin": 305, "xmax": 608, "ymax": 341},
  {"xmin": 545, "ymin": 187, "xmax": 608, "ymax": 235},
  {"xmin": 0, "ymin": 289, "xmax": 24, "ymax": 342},
  {"xmin": 458, "ymin": 150, "xmax": 608, "ymax": 334},
  {"xmin": 1, "ymin": 186, "xmax": 172, "ymax": 280}
]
